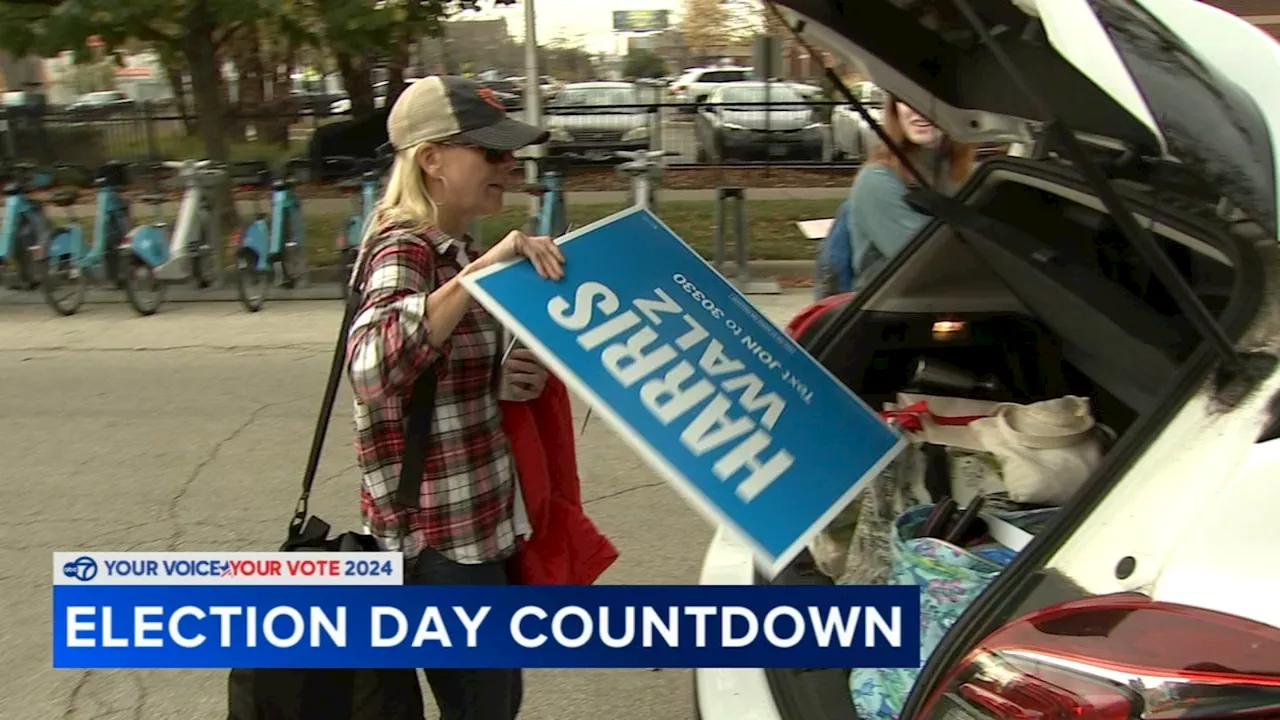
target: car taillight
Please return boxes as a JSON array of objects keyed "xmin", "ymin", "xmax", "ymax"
[{"xmin": 917, "ymin": 593, "xmax": 1280, "ymax": 720}]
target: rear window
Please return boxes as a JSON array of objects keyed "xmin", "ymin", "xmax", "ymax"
[
  {"xmin": 700, "ymin": 71, "xmax": 750, "ymax": 83},
  {"xmin": 556, "ymin": 87, "xmax": 638, "ymax": 106},
  {"xmin": 979, "ymin": 183, "xmax": 1235, "ymax": 334},
  {"xmin": 721, "ymin": 85, "xmax": 805, "ymax": 104},
  {"xmin": 835, "ymin": 168, "xmax": 1252, "ymax": 425}
]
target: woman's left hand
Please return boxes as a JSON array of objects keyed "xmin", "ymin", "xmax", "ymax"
[{"xmin": 501, "ymin": 348, "xmax": 548, "ymax": 401}]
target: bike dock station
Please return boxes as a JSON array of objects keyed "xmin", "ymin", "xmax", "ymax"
[{"xmin": 712, "ymin": 186, "xmax": 780, "ymax": 295}]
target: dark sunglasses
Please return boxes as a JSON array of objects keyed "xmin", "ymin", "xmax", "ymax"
[{"xmin": 440, "ymin": 141, "xmax": 512, "ymax": 165}]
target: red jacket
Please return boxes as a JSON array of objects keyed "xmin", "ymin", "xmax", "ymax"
[
  {"xmin": 502, "ymin": 374, "xmax": 619, "ymax": 585},
  {"xmin": 785, "ymin": 291, "xmax": 854, "ymax": 340}
]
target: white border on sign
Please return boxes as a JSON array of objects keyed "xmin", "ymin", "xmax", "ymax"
[{"xmin": 463, "ymin": 206, "xmax": 906, "ymax": 578}]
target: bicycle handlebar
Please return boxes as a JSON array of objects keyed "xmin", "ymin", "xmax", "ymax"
[
  {"xmin": 161, "ymin": 159, "xmax": 218, "ymax": 171},
  {"xmin": 321, "ymin": 155, "xmax": 390, "ymax": 177}
]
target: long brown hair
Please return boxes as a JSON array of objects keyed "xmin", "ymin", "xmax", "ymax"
[{"xmin": 866, "ymin": 94, "xmax": 974, "ymax": 187}]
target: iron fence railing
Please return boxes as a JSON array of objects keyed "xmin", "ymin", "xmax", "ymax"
[
  {"xmin": 0, "ymin": 98, "xmax": 1002, "ymax": 178},
  {"xmin": 0, "ymin": 99, "xmax": 890, "ymax": 170}
]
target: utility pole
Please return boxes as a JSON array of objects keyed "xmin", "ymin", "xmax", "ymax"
[{"xmin": 523, "ymin": 0, "xmax": 543, "ymax": 221}]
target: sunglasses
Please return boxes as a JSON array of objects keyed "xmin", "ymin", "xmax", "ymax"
[{"xmin": 440, "ymin": 141, "xmax": 512, "ymax": 165}]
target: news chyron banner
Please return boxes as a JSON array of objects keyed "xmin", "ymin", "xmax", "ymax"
[
  {"xmin": 53, "ymin": 552, "xmax": 920, "ymax": 669},
  {"xmin": 461, "ymin": 207, "xmax": 905, "ymax": 575}
]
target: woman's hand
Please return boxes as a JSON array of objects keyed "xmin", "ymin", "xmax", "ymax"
[
  {"xmin": 500, "ymin": 348, "xmax": 549, "ymax": 402},
  {"xmin": 476, "ymin": 230, "xmax": 565, "ymax": 280}
]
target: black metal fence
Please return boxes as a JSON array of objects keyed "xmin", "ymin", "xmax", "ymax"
[{"xmin": 0, "ymin": 98, "xmax": 880, "ymax": 173}]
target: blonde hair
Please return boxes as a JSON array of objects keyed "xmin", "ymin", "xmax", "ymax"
[{"xmin": 357, "ymin": 143, "xmax": 440, "ymax": 252}]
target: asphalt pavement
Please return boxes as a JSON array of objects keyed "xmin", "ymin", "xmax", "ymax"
[{"xmin": 0, "ymin": 292, "xmax": 813, "ymax": 720}]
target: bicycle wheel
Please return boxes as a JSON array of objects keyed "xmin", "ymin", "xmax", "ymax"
[
  {"xmin": 123, "ymin": 256, "xmax": 165, "ymax": 316},
  {"xmin": 41, "ymin": 240, "xmax": 86, "ymax": 316},
  {"xmin": 278, "ymin": 213, "xmax": 306, "ymax": 290},
  {"xmin": 104, "ymin": 213, "xmax": 128, "ymax": 288},
  {"xmin": 234, "ymin": 247, "xmax": 268, "ymax": 312},
  {"xmin": 11, "ymin": 219, "xmax": 43, "ymax": 289},
  {"xmin": 340, "ymin": 246, "xmax": 358, "ymax": 298},
  {"xmin": 190, "ymin": 221, "xmax": 217, "ymax": 289}
]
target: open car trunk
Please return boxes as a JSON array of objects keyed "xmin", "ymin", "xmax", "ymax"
[{"xmin": 758, "ymin": 154, "xmax": 1264, "ymax": 720}]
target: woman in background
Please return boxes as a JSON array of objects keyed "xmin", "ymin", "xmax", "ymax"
[{"xmin": 817, "ymin": 95, "xmax": 975, "ymax": 296}]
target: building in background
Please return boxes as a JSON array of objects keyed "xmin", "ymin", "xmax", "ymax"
[{"xmin": 418, "ymin": 19, "xmax": 522, "ymax": 77}]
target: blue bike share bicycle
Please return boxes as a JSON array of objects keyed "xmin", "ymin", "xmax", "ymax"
[
  {"xmin": 518, "ymin": 152, "xmax": 578, "ymax": 239},
  {"xmin": 0, "ymin": 162, "xmax": 58, "ymax": 290},
  {"xmin": 41, "ymin": 161, "xmax": 134, "ymax": 315},
  {"xmin": 119, "ymin": 159, "xmax": 225, "ymax": 316},
  {"xmin": 327, "ymin": 155, "xmax": 391, "ymax": 295},
  {"xmin": 231, "ymin": 157, "xmax": 311, "ymax": 312}
]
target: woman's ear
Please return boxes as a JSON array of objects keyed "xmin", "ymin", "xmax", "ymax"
[{"xmin": 416, "ymin": 145, "xmax": 439, "ymax": 178}]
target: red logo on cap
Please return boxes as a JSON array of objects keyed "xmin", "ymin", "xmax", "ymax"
[{"xmin": 476, "ymin": 87, "xmax": 504, "ymax": 111}]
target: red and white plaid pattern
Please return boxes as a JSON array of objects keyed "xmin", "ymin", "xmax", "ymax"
[{"xmin": 346, "ymin": 222, "xmax": 518, "ymax": 564}]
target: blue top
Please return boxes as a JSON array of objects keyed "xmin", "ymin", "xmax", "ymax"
[
  {"xmin": 845, "ymin": 164, "xmax": 930, "ymax": 289},
  {"xmin": 816, "ymin": 161, "xmax": 934, "ymax": 296}
]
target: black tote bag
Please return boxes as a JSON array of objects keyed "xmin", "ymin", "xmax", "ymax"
[{"xmin": 227, "ymin": 250, "xmax": 437, "ymax": 720}]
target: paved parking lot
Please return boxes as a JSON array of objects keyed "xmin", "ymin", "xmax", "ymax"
[{"xmin": 0, "ymin": 291, "xmax": 811, "ymax": 720}]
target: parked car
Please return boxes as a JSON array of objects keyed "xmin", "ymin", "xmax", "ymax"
[
  {"xmin": 64, "ymin": 91, "xmax": 135, "ymax": 119},
  {"xmin": 695, "ymin": 1, "xmax": 1280, "ymax": 720},
  {"xmin": 693, "ymin": 81, "xmax": 825, "ymax": 162},
  {"xmin": 329, "ymin": 78, "xmax": 423, "ymax": 115},
  {"xmin": 476, "ymin": 79, "xmax": 523, "ymax": 111},
  {"xmin": 668, "ymin": 66, "xmax": 754, "ymax": 110},
  {"xmin": 785, "ymin": 80, "xmax": 826, "ymax": 100},
  {"xmin": 545, "ymin": 82, "xmax": 651, "ymax": 161},
  {"xmin": 830, "ymin": 82, "xmax": 886, "ymax": 160},
  {"xmin": 829, "ymin": 103, "xmax": 882, "ymax": 161},
  {"xmin": 505, "ymin": 75, "xmax": 563, "ymax": 100}
]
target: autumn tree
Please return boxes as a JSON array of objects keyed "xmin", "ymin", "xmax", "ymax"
[
  {"xmin": 623, "ymin": 49, "xmax": 666, "ymax": 79},
  {"xmin": 679, "ymin": 0, "xmax": 731, "ymax": 55},
  {"xmin": 0, "ymin": 0, "xmax": 265, "ymax": 163}
]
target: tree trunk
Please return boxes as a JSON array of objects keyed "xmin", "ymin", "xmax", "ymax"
[
  {"xmin": 183, "ymin": 33, "xmax": 229, "ymax": 161},
  {"xmin": 181, "ymin": 2, "xmax": 238, "ymax": 232},
  {"xmin": 385, "ymin": 37, "xmax": 409, "ymax": 109},
  {"xmin": 336, "ymin": 52, "xmax": 375, "ymax": 119},
  {"xmin": 160, "ymin": 55, "xmax": 195, "ymax": 136}
]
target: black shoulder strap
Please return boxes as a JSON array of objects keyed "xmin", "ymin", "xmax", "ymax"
[
  {"xmin": 397, "ymin": 368, "xmax": 436, "ymax": 509},
  {"xmin": 288, "ymin": 242, "xmax": 437, "ymax": 537}
]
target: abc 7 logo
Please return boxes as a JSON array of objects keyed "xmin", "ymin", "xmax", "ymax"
[{"xmin": 62, "ymin": 556, "xmax": 98, "ymax": 582}]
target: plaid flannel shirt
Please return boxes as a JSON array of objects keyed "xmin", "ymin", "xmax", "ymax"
[{"xmin": 346, "ymin": 222, "xmax": 520, "ymax": 564}]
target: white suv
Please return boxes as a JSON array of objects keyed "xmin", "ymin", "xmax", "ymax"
[
  {"xmin": 695, "ymin": 0, "xmax": 1280, "ymax": 719},
  {"xmin": 668, "ymin": 66, "xmax": 754, "ymax": 108}
]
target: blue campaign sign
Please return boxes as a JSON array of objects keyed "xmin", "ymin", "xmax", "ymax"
[{"xmin": 462, "ymin": 207, "xmax": 904, "ymax": 575}]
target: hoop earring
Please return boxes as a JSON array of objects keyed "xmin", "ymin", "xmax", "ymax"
[{"xmin": 434, "ymin": 174, "xmax": 451, "ymax": 208}]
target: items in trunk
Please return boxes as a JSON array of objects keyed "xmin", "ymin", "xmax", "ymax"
[
  {"xmin": 969, "ymin": 395, "xmax": 1106, "ymax": 505},
  {"xmin": 848, "ymin": 503, "xmax": 1059, "ymax": 720},
  {"xmin": 805, "ymin": 381, "xmax": 1107, "ymax": 718}
]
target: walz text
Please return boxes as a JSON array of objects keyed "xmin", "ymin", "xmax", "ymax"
[{"xmin": 548, "ymin": 281, "xmax": 794, "ymax": 502}]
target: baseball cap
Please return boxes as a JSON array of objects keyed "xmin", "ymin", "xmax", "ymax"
[{"xmin": 386, "ymin": 76, "xmax": 548, "ymax": 153}]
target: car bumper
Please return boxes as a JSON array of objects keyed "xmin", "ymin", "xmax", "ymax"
[
  {"xmin": 722, "ymin": 130, "xmax": 824, "ymax": 158},
  {"xmin": 549, "ymin": 140, "xmax": 650, "ymax": 160},
  {"xmin": 694, "ymin": 526, "xmax": 784, "ymax": 720}
]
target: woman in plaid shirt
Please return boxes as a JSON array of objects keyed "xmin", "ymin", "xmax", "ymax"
[{"xmin": 345, "ymin": 76, "xmax": 566, "ymax": 720}]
